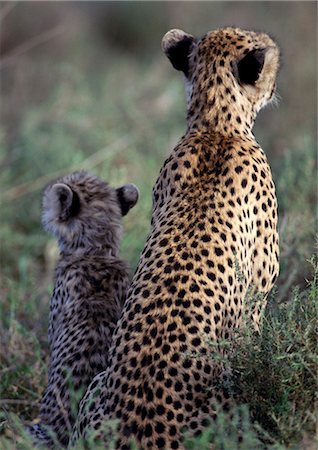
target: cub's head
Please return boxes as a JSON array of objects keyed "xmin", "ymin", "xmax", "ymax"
[
  {"xmin": 162, "ymin": 27, "xmax": 280, "ymax": 133},
  {"xmin": 42, "ymin": 171, "xmax": 139, "ymax": 255}
]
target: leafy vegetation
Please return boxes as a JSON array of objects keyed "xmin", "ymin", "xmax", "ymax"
[
  {"xmin": 0, "ymin": 2, "xmax": 316, "ymax": 449},
  {"xmin": 229, "ymin": 257, "xmax": 317, "ymax": 449}
]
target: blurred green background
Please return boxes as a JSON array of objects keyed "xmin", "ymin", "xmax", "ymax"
[
  {"xmin": 1, "ymin": 1, "xmax": 316, "ymax": 275},
  {"xmin": 0, "ymin": 1, "xmax": 317, "ymax": 448}
]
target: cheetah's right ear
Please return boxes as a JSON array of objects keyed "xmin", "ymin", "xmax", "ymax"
[
  {"xmin": 233, "ymin": 46, "xmax": 279, "ymax": 88},
  {"xmin": 162, "ymin": 29, "xmax": 196, "ymax": 78},
  {"xmin": 116, "ymin": 184, "xmax": 139, "ymax": 216},
  {"xmin": 43, "ymin": 183, "xmax": 80, "ymax": 222}
]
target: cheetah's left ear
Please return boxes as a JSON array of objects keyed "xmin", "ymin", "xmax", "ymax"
[
  {"xmin": 162, "ymin": 29, "xmax": 196, "ymax": 78},
  {"xmin": 116, "ymin": 184, "xmax": 139, "ymax": 216},
  {"xmin": 43, "ymin": 183, "xmax": 81, "ymax": 223}
]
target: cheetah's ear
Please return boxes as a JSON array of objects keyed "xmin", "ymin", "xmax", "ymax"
[
  {"xmin": 233, "ymin": 46, "xmax": 280, "ymax": 88},
  {"xmin": 233, "ymin": 48, "xmax": 267, "ymax": 85},
  {"xmin": 162, "ymin": 29, "xmax": 196, "ymax": 77},
  {"xmin": 44, "ymin": 183, "xmax": 80, "ymax": 222},
  {"xmin": 116, "ymin": 184, "xmax": 139, "ymax": 216}
]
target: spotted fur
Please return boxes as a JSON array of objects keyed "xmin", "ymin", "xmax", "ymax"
[
  {"xmin": 28, "ymin": 171, "xmax": 138, "ymax": 447},
  {"xmin": 73, "ymin": 27, "xmax": 280, "ymax": 449}
]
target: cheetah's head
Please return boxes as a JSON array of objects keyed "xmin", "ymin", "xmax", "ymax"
[
  {"xmin": 162, "ymin": 27, "xmax": 280, "ymax": 134},
  {"xmin": 42, "ymin": 171, "xmax": 139, "ymax": 255}
]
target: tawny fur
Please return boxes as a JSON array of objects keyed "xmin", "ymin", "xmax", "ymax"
[{"xmin": 73, "ymin": 27, "xmax": 280, "ymax": 449}]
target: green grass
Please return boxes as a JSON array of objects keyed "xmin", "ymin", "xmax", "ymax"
[
  {"xmin": 229, "ymin": 257, "xmax": 318, "ymax": 448},
  {"xmin": 1, "ymin": 4, "xmax": 317, "ymax": 448},
  {"xmin": 2, "ymin": 265, "xmax": 317, "ymax": 449}
]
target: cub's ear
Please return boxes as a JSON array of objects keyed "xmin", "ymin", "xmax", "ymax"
[
  {"xmin": 161, "ymin": 29, "xmax": 196, "ymax": 77},
  {"xmin": 116, "ymin": 184, "xmax": 139, "ymax": 216},
  {"xmin": 44, "ymin": 183, "xmax": 80, "ymax": 222},
  {"xmin": 233, "ymin": 48, "xmax": 267, "ymax": 85}
]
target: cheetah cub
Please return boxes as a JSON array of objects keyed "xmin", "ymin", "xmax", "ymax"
[{"xmin": 28, "ymin": 171, "xmax": 138, "ymax": 447}]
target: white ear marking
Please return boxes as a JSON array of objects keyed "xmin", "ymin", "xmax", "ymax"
[
  {"xmin": 51, "ymin": 183, "xmax": 73, "ymax": 208},
  {"xmin": 161, "ymin": 29, "xmax": 194, "ymax": 54}
]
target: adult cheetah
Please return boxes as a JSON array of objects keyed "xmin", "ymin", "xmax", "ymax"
[
  {"xmin": 74, "ymin": 27, "xmax": 280, "ymax": 449},
  {"xmin": 28, "ymin": 171, "xmax": 138, "ymax": 447}
]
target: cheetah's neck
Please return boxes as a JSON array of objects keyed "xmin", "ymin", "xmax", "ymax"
[
  {"xmin": 185, "ymin": 68, "xmax": 257, "ymax": 139},
  {"xmin": 60, "ymin": 245, "xmax": 117, "ymax": 260}
]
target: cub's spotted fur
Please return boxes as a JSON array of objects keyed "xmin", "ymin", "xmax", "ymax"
[
  {"xmin": 28, "ymin": 171, "xmax": 138, "ymax": 447},
  {"xmin": 73, "ymin": 27, "xmax": 280, "ymax": 449}
]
